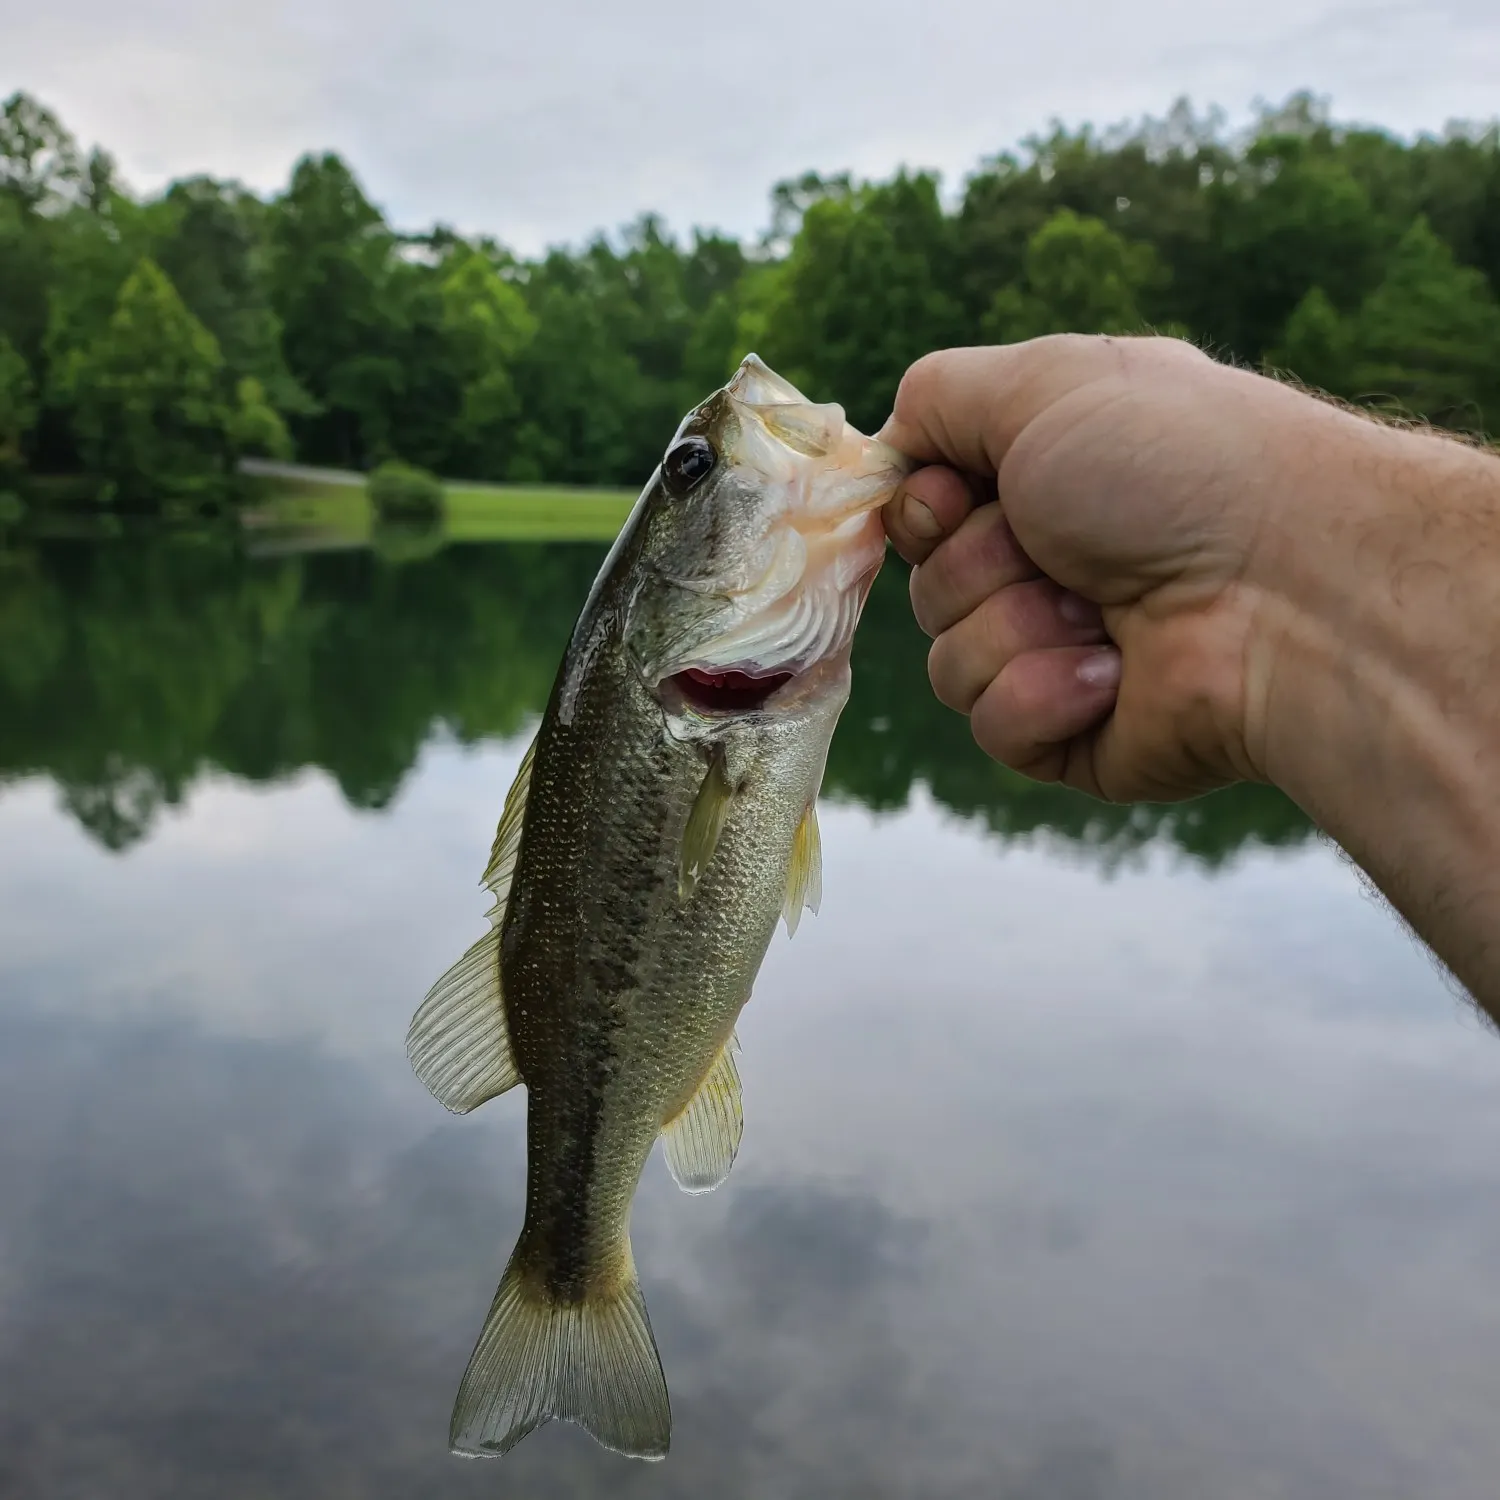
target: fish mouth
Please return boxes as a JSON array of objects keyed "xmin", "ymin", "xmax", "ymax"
[{"xmin": 667, "ymin": 667, "xmax": 797, "ymax": 715}]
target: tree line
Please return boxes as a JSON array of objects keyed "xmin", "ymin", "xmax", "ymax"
[{"xmin": 1, "ymin": 91, "xmax": 1497, "ymax": 502}]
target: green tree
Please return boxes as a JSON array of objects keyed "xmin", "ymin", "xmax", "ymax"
[
  {"xmin": 506, "ymin": 217, "xmax": 747, "ymax": 480},
  {"xmin": 756, "ymin": 170, "xmax": 963, "ymax": 430},
  {"xmin": 675, "ymin": 231, "xmax": 754, "ymax": 399},
  {"xmin": 1345, "ymin": 216, "xmax": 1500, "ymax": 431},
  {"xmin": 0, "ymin": 192, "xmax": 46, "ymax": 348},
  {"xmin": 1266, "ymin": 287, "xmax": 1355, "ymax": 395},
  {"xmin": 0, "ymin": 95, "xmax": 89, "ymax": 469},
  {"xmin": 1337, "ymin": 124, "xmax": 1500, "ymax": 301},
  {"xmin": 0, "ymin": 92, "xmax": 82, "ymax": 213},
  {"xmin": 67, "ymin": 258, "xmax": 232, "ymax": 497},
  {"xmin": 1202, "ymin": 133, "xmax": 1387, "ymax": 358},
  {"xmin": 0, "ymin": 333, "xmax": 37, "ymax": 466},
  {"xmin": 956, "ymin": 106, "xmax": 1221, "ymax": 334},
  {"xmin": 154, "ymin": 176, "xmax": 307, "ymax": 417},
  {"xmin": 982, "ymin": 208, "xmax": 1158, "ymax": 341},
  {"xmin": 225, "ymin": 376, "xmax": 292, "ymax": 459},
  {"xmin": 763, "ymin": 171, "xmax": 854, "ymax": 255},
  {"xmin": 437, "ymin": 244, "xmax": 536, "ymax": 473},
  {"xmin": 266, "ymin": 154, "xmax": 403, "ymax": 467},
  {"xmin": 42, "ymin": 193, "xmax": 156, "ymax": 406},
  {"xmin": 505, "ymin": 262, "xmax": 641, "ymax": 484}
]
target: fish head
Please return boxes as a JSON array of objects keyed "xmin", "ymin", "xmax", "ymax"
[{"xmin": 624, "ymin": 354, "xmax": 911, "ymax": 723}]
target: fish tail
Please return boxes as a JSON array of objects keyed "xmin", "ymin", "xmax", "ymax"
[{"xmin": 448, "ymin": 1242, "xmax": 670, "ymax": 1460}]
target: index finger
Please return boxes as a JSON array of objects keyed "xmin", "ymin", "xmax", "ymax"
[
  {"xmin": 883, "ymin": 464, "xmax": 981, "ymax": 566},
  {"xmin": 876, "ymin": 335, "xmax": 1207, "ymax": 474}
]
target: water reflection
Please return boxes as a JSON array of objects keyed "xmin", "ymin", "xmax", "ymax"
[
  {"xmin": 0, "ymin": 526, "xmax": 1308, "ymax": 862},
  {"xmin": 0, "ymin": 1005, "xmax": 935, "ymax": 1498},
  {"xmin": 2, "ymin": 769, "xmax": 1498, "ymax": 1497},
  {"xmin": 4, "ymin": 528, "xmax": 1500, "ymax": 1498}
]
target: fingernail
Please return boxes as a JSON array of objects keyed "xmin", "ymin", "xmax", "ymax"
[
  {"xmin": 901, "ymin": 493, "xmax": 942, "ymax": 539},
  {"xmin": 1077, "ymin": 648, "xmax": 1122, "ymax": 688},
  {"xmin": 1057, "ymin": 589, "xmax": 1100, "ymax": 628}
]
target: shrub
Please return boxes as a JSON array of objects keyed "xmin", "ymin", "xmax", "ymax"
[{"xmin": 367, "ymin": 460, "xmax": 444, "ymax": 521}]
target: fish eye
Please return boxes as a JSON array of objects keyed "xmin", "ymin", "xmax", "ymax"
[{"xmin": 662, "ymin": 436, "xmax": 716, "ymax": 496}]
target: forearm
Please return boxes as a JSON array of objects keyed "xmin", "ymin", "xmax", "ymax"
[{"xmin": 1252, "ymin": 419, "xmax": 1500, "ymax": 1016}]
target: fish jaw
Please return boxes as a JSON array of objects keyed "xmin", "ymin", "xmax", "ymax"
[
  {"xmin": 640, "ymin": 355, "xmax": 909, "ymax": 706},
  {"xmin": 723, "ymin": 353, "xmax": 912, "ymax": 525}
]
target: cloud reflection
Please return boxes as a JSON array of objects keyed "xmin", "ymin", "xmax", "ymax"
[{"xmin": 2, "ymin": 926, "xmax": 1499, "ymax": 1499}]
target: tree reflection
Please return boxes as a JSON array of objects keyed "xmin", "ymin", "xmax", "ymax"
[{"xmin": 0, "ymin": 529, "xmax": 1310, "ymax": 862}]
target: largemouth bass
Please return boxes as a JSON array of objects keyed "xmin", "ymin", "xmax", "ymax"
[{"xmin": 406, "ymin": 355, "xmax": 907, "ymax": 1460}]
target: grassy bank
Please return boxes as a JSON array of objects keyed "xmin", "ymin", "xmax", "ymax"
[{"xmin": 245, "ymin": 468, "xmax": 636, "ymax": 545}]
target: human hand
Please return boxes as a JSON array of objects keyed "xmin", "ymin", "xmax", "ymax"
[{"xmin": 879, "ymin": 335, "xmax": 1400, "ymax": 803}]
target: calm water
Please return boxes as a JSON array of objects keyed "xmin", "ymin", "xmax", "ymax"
[{"xmin": 3, "ymin": 524, "xmax": 1500, "ymax": 1499}]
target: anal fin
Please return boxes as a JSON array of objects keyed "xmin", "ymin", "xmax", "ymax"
[{"xmin": 661, "ymin": 1033, "xmax": 743, "ymax": 1193}]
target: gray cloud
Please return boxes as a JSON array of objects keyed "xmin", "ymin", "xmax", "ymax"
[{"xmin": 5, "ymin": 1, "xmax": 1499, "ymax": 253}]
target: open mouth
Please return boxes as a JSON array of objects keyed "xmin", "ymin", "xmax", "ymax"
[{"xmin": 669, "ymin": 667, "xmax": 796, "ymax": 714}]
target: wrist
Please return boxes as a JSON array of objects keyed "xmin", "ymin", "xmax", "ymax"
[{"xmin": 1247, "ymin": 415, "xmax": 1500, "ymax": 993}]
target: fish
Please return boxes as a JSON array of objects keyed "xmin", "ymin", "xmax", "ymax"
[{"xmin": 405, "ymin": 354, "xmax": 909, "ymax": 1460}]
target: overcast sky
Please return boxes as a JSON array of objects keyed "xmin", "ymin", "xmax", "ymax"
[{"xmin": 6, "ymin": 1, "xmax": 1498, "ymax": 254}]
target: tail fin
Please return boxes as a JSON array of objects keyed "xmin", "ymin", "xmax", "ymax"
[{"xmin": 449, "ymin": 1247, "xmax": 670, "ymax": 1460}]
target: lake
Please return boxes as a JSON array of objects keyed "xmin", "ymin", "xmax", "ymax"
[{"xmin": 3, "ymin": 519, "xmax": 1499, "ymax": 1499}]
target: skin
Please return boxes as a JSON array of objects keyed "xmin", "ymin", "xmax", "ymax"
[{"xmin": 877, "ymin": 335, "xmax": 1500, "ymax": 1020}]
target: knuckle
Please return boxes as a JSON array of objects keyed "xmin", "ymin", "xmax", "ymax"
[
  {"xmin": 1032, "ymin": 331, "xmax": 1096, "ymax": 358},
  {"xmin": 972, "ymin": 589, "xmax": 1020, "ymax": 663},
  {"xmin": 938, "ymin": 508, "xmax": 1021, "ymax": 599},
  {"xmin": 926, "ymin": 635, "xmax": 969, "ymax": 711},
  {"xmin": 929, "ymin": 631, "xmax": 996, "ymax": 715},
  {"xmin": 908, "ymin": 561, "xmax": 940, "ymax": 636},
  {"xmin": 970, "ymin": 703, "xmax": 1023, "ymax": 768},
  {"xmin": 1125, "ymin": 332, "xmax": 1211, "ymax": 372},
  {"xmin": 892, "ymin": 350, "xmax": 947, "ymax": 414},
  {"xmin": 970, "ymin": 507, "xmax": 1022, "ymax": 578}
]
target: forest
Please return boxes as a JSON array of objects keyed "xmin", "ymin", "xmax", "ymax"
[{"xmin": 2, "ymin": 90, "xmax": 1498, "ymax": 502}]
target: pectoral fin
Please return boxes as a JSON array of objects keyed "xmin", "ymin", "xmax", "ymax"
[
  {"xmin": 679, "ymin": 748, "xmax": 734, "ymax": 901},
  {"xmin": 782, "ymin": 801, "xmax": 822, "ymax": 936},
  {"xmin": 661, "ymin": 1034, "xmax": 743, "ymax": 1194}
]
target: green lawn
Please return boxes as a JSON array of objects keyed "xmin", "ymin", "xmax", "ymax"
[
  {"xmin": 444, "ymin": 483, "xmax": 635, "ymax": 541},
  {"xmin": 245, "ymin": 471, "xmax": 636, "ymax": 544},
  {"xmin": 250, "ymin": 480, "xmax": 372, "ymax": 537}
]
